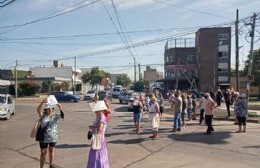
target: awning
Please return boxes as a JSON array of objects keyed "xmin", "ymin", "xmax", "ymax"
[{"xmin": 0, "ymin": 79, "xmax": 11, "ymax": 86}]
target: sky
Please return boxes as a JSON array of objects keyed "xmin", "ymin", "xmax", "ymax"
[{"xmin": 1, "ymin": 0, "xmax": 260, "ymax": 80}]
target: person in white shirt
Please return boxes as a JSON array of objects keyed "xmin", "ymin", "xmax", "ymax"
[{"xmin": 197, "ymin": 94, "xmax": 206, "ymax": 125}]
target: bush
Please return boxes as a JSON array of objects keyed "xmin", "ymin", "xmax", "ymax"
[
  {"xmin": 19, "ymin": 81, "xmax": 40, "ymax": 96},
  {"xmin": 41, "ymin": 80, "xmax": 51, "ymax": 93}
]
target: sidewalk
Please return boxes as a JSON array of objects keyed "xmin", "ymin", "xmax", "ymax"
[
  {"xmin": 164, "ymin": 103, "xmax": 260, "ymax": 123},
  {"xmin": 213, "ymin": 105, "xmax": 260, "ymax": 123}
]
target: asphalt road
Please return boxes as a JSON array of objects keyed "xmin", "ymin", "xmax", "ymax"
[{"xmin": 1, "ymin": 99, "xmax": 260, "ymax": 168}]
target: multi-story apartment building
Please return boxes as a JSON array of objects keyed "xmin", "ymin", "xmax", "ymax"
[
  {"xmin": 196, "ymin": 27, "xmax": 231, "ymax": 91},
  {"xmin": 162, "ymin": 27, "xmax": 231, "ymax": 92},
  {"xmin": 163, "ymin": 39, "xmax": 197, "ymax": 90}
]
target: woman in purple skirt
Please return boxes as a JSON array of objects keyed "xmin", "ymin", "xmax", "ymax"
[{"xmin": 87, "ymin": 101, "xmax": 109, "ymax": 168}]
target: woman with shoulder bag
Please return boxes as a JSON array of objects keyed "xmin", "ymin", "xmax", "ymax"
[
  {"xmin": 37, "ymin": 97, "xmax": 64, "ymax": 168},
  {"xmin": 87, "ymin": 101, "xmax": 109, "ymax": 168}
]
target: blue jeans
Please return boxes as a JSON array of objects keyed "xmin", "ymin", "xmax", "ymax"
[{"xmin": 173, "ymin": 111, "xmax": 182, "ymax": 130}]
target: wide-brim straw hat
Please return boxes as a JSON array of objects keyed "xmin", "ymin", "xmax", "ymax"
[
  {"xmin": 150, "ymin": 96, "xmax": 156, "ymax": 101},
  {"xmin": 89, "ymin": 100, "xmax": 108, "ymax": 112}
]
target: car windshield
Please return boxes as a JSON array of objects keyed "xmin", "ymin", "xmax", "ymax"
[
  {"xmin": 0, "ymin": 96, "xmax": 6, "ymax": 103},
  {"xmin": 131, "ymin": 92, "xmax": 140, "ymax": 98},
  {"xmin": 87, "ymin": 90, "xmax": 95, "ymax": 94}
]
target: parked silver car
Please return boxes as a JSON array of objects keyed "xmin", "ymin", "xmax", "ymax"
[
  {"xmin": 0, "ymin": 94, "xmax": 15, "ymax": 120},
  {"xmin": 119, "ymin": 90, "xmax": 134, "ymax": 104}
]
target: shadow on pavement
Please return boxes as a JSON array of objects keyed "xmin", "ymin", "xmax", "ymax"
[
  {"xmin": 113, "ymin": 106, "xmax": 129, "ymax": 112},
  {"xmin": 243, "ymin": 145, "xmax": 260, "ymax": 149},
  {"xmin": 106, "ymin": 132, "xmax": 128, "ymax": 137},
  {"xmin": 108, "ymin": 138, "xmax": 146, "ymax": 145},
  {"xmin": 116, "ymin": 115, "xmax": 132, "ymax": 118},
  {"xmin": 167, "ymin": 131, "xmax": 231, "ymax": 145},
  {"xmin": 56, "ymin": 143, "xmax": 90, "ymax": 149},
  {"xmin": 112, "ymin": 124, "xmax": 135, "ymax": 129}
]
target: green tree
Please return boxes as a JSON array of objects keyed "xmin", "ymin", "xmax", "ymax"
[
  {"xmin": 19, "ymin": 81, "xmax": 40, "ymax": 96},
  {"xmin": 244, "ymin": 48, "xmax": 260, "ymax": 88},
  {"xmin": 116, "ymin": 74, "xmax": 131, "ymax": 87},
  {"xmin": 61, "ymin": 81, "xmax": 70, "ymax": 91},
  {"xmin": 41, "ymin": 80, "xmax": 51, "ymax": 93},
  {"xmin": 51, "ymin": 83, "xmax": 62, "ymax": 91},
  {"xmin": 81, "ymin": 67, "xmax": 110, "ymax": 89},
  {"xmin": 12, "ymin": 70, "xmax": 28, "ymax": 78},
  {"xmin": 133, "ymin": 80, "xmax": 146, "ymax": 92}
]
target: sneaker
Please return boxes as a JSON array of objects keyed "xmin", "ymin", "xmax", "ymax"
[
  {"xmin": 177, "ymin": 128, "xmax": 181, "ymax": 131},
  {"xmin": 50, "ymin": 165, "xmax": 55, "ymax": 168}
]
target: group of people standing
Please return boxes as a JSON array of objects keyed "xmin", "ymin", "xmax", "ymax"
[
  {"xmin": 34, "ymin": 86, "xmax": 248, "ymax": 168},
  {"xmin": 212, "ymin": 87, "xmax": 248, "ymax": 133},
  {"xmin": 168, "ymin": 90, "xmax": 215, "ymax": 134}
]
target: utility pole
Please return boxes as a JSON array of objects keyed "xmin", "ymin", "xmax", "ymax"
[
  {"xmin": 74, "ymin": 56, "xmax": 77, "ymax": 95},
  {"xmin": 246, "ymin": 13, "xmax": 257, "ymax": 102},
  {"xmin": 134, "ymin": 57, "xmax": 136, "ymax": 82},
  {"xmin": 138, "ymin": 63, "xmax": 141, "ymax": 81},
  {"xmin": 15, "ymin": 60, "xmax": 17, "ymax": 99},
  {"xmin": 235, "ymin": 9, "xmax": 240, "ymax": 92},
  {"xmin": 176, "ymin": 58, "xmax": 180, "ymax": 90}
]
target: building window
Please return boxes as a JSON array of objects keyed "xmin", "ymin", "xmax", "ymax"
[
  {"xmin": 218, "ymin": 34, "xmax": 229, "ymax": 40},
  {"xmin": 166, "ymin": 56, "xmax": 169, "ymax": 63},
  {"xmin": 218, "ymin": 34, "xmax": 229, "ymax": 46},
  {"xmin": 169, "ymin": 56, "xmax": 173, "ymax": 62},
  {"xmin": 218, "ymin": 57, "xmax": 228, "ymax": 63},
  {"xmin": 218, "ymin": 72, "xmax": 228, "ymax": 76},
  {"xmin": 186, "ymin": 55, "xmax": 196, "ymax": 62},
  {"xmin": 218, "ymin": 51, "xmax": 228, "ymax": 58}
]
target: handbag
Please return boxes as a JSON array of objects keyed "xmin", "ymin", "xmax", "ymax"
[
  {"xmin": 36, "ymin": 122, "xmax": 49, "ymax": 142},
  {"xmin": 152, "ymin": 117, "xmax": 160, "ymax": 129},
  {"xmin": 87, "ymin": 130, "xmax": 92, "ymax": 140},
  {"xmin": 91, "ymin": 134, "xmax": 102, "ymax": 150},
  {"xmin": 30, "ymin": 120, "xmax": 41, "ymax": 138}
]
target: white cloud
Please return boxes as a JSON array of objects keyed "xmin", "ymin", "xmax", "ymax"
[
  {"xmin": 188, "ymin": 0, "xmax": 242, "ymax": 9},
  {"xmin": 106, "ymin": 0, "xmax": 154, "ymax": 9}
]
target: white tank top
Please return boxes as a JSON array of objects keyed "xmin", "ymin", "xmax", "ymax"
[{"xmin": 149, "ymin": 103, "xmax": 157, "ymax": 113}]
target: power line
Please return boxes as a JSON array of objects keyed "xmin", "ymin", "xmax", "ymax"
[
  {"xmin": 101, "ymin": 0, "xmax": 137, "ymax": 81},
  {"xmin": 4, "ymin": 19, "xmax": 237, "ymax": 63},
  {"xmin": 0, "ymin": 0, "xmax": 101, "ymax": 34},
  {"xmin": 0, "ymin": 27, "xmax": 199, "ymax": 42},
  {"xmin": 153, "ymin": 0, "xmax": 233, "ymax": 20},
  {"xmin": 2, "ymin": 13, "xmax": 248, "ymax": 65},
  {"xmin": 0, "ymin": 0, "xmax": 18, "ymax": 8}
]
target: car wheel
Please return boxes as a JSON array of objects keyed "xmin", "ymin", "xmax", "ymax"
[
  {"xmin": 12, "ymin": 108, "xmax": 15, "ymax": 115},
  {"xmin": 70, "ymin": 99, "xmax": 75, "ymax": 102}
]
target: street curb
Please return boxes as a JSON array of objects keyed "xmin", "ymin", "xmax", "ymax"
[{"xmin": 214, "ymin": 117, "xmax": 259, "ymax": 123}]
